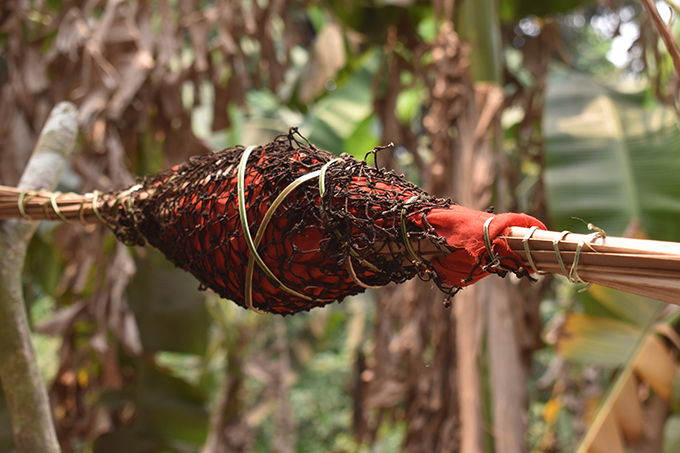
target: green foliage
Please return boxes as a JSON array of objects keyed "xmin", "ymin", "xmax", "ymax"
[
  {"xmin": 289, "ymin": 351, "xmax": 354, "ymax": 452},
  {"xmin": 500, "ymin": 0, "xmax": 592, "ymax": 22},
  {"xmin": 544, "ymin": 66, "xmax": 680, "ymax": 241},
  {"xmin": 23, "ymin": 225, "xmax": 67, "ymax": 300},
  {"xmin": 93, "ymin": 362, "xmax": 210, "ymax": 452},
  {"xmin": 135, "ymin": 363, "xmax": 210, "ymax": 446},
  {"xmin": 127, "ymin": 249, "xmax": 210, "ymax": 355},
  {"xmin": 556, "ymin": 312, "xmax": 644, "ymax": 367},
  {"xmin": 30, "ymin": 296, "xmax": 61, "ymax": 383},
  {"xmin": 664, "ymin": 416, "xmax": 680, "ymax": 453},
  {"xmin": 302, "ymin": 53, "xmax": 380, "ymax": 157},
  {"xmin": 529, "ymin": 6, "xmax": 680, "ymax": 449},
  {"xmin": 10, "ymin": 0, "xmax": 680, "ymax": 452},
  {"xmin": 587, "ymin": 285, "xmax": 664, "ymax": 327}
]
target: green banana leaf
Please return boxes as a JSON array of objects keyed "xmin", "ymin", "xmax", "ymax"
[
  {"xmin": 664, "ymin": 415, "xmax": 680, "ymax": 453},
  {"xmin": 544, "ymin": 66, "xmax": 680, "ymax": 242},
  {"xmin": 301, "ymin": 53, "xmax": 380, "ymax": 157},
  {"xmin": 556, "ymin": 312, "xmax": 642, "ymax": 367},
  {"xmin": 544, "ymin": 66, "xmax": 680, "ymax": 453}
]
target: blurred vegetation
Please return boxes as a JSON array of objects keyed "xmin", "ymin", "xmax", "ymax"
[{"xmin": 3, "ymin": 0, "xmax": 680, "ymax": 452}]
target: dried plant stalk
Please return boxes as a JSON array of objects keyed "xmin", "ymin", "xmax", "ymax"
[
  {"xmin": 505, "ymin": 227, "xmax": 680, "ymax": 304},
  {"xmin": 3, "ymin": 183, "xmax": 680, "ymax": 306},
  {"xmin": 0, "ymin": 186, "xmax": 107, "ymax": 224}
]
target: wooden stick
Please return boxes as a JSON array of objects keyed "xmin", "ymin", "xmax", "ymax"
[
  {"xmin": 504, "ymin": 227, "xmax": 680, "ymax": 305},
  {"xmin": 0, "ymin": 185, "xmax": 149, "ymax": 225},
  {"xmin": 0, "ymin": 186, "xmax": 103, "ymax": 223},
  {"xmin": 3, "ymin": 184, "xmax": 680, "ymax": 305}
]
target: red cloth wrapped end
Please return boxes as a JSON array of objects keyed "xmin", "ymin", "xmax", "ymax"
[{"xmin": 413, "ymin": 205, "xmax": 546, "ymax": 288}]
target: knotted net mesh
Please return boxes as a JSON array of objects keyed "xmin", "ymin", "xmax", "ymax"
[
  {"xmin": 98, "ymin": 130, "xmax": 544, "ymax": 314},
  {"xmin": 100, "ymin": 131, "xmax": 447, "ymax": 313}
]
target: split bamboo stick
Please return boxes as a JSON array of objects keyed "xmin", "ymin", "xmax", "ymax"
[
  {"xmin": 3, "ymin": 184, "xmax": 680, "ymax": 305},
  {"xmin": 504, "ymin": 227, "xmax": 680, "ymax": 305}
]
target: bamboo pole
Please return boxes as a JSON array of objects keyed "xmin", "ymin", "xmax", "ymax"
[
  {"xmin": 0, "ymin": 186, "xmax": 103, "ymax": 224},
  {"xmin": 504, "ymin": 227, "xmax": 680, "ymax": 305},
  {"xmin": 3, "ymin": 180, "xmax": 680, "ymax": 305}
]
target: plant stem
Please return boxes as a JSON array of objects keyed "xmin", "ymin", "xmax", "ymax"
[
  {"xmin": 0, "ymin": 102, "xmax": 78, "ymax": 453},
  {"xmin": 640, "ymin": 0, "xmax": 680, "ymax": 79}
]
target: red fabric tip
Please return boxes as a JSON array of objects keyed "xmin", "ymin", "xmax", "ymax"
[{"xmin": 413, "ymin": 205, "xmax": 546, "ymax": 287}]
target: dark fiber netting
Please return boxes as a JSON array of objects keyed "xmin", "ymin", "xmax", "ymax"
[{"xmin": 101, "ymin": 130, "xmax": 455, "ymax": 314}]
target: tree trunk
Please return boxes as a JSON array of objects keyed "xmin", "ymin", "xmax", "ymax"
[{"xmin": 0, "ymin": 102, "xmax": 78, "ymax": 453}]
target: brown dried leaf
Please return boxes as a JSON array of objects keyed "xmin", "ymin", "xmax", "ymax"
[
  {"xmin": 36, "ymin": 300, "xmax": 89, "ymax": 336},
  {"xmin": 107, "ymin": 49, "xmax": 155, "ymax": 118},
  {"xmin": 24, "ymin": 45, "xmax": 49, "ymax": 94},
  {"xmin": 78, "ymin": 88, "xmax": 109, "ymax": 130},
  {"xmin": 45, "ymin": 8, "xmax": 90, "ymax": 63},
  {"xmin": 612, "ymin": 373, "xmax": 644, "ymax": 443},
  {"xmin": 299, "ymin": 23, "xmax": 346, "ymax": 102},
  {"xmin": 101, "ymin": 243, "xmax": 142, "ymax": 355},
  {"xmin": 634, "ymin": 335, "xmax": 679, "ymax": 402},
  {"xmin": 182, "ymin": 8, "xmax": 213, "ymax": 73}
]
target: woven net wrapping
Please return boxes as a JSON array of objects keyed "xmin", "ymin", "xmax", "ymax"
[{"xmin": 100, "ymin": 131, "xmax": 544, "ymax": 314}]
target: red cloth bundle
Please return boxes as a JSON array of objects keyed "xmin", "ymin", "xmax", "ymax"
[
  {"xmin": 414, "ymin": 207, "xmax": 545, "ymax": 287},
  {"xmin": 115, "ymin": 135, "xmax": 545, "ymax": 314}
]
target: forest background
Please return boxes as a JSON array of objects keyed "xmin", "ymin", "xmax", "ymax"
[{"xmin": 2, "ymin": 0, "xmax": 680, "ymax": 452}]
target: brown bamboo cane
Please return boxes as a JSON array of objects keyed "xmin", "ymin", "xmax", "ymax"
[
  {"xmin": 504, "ymin": 227, "xmax": 680, "ymax": 305},
  {"xmin": 0, "ymin": 185, "xmax": 144, "ymax": 225},
  {"xmin": 3, "ymin": 184, "xmax": 680, "ymax": 305}
]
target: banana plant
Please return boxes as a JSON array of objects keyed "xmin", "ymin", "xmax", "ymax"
[{"xmin": 544, "ymin": 66, "xmax": 680, "ymax": 452}]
